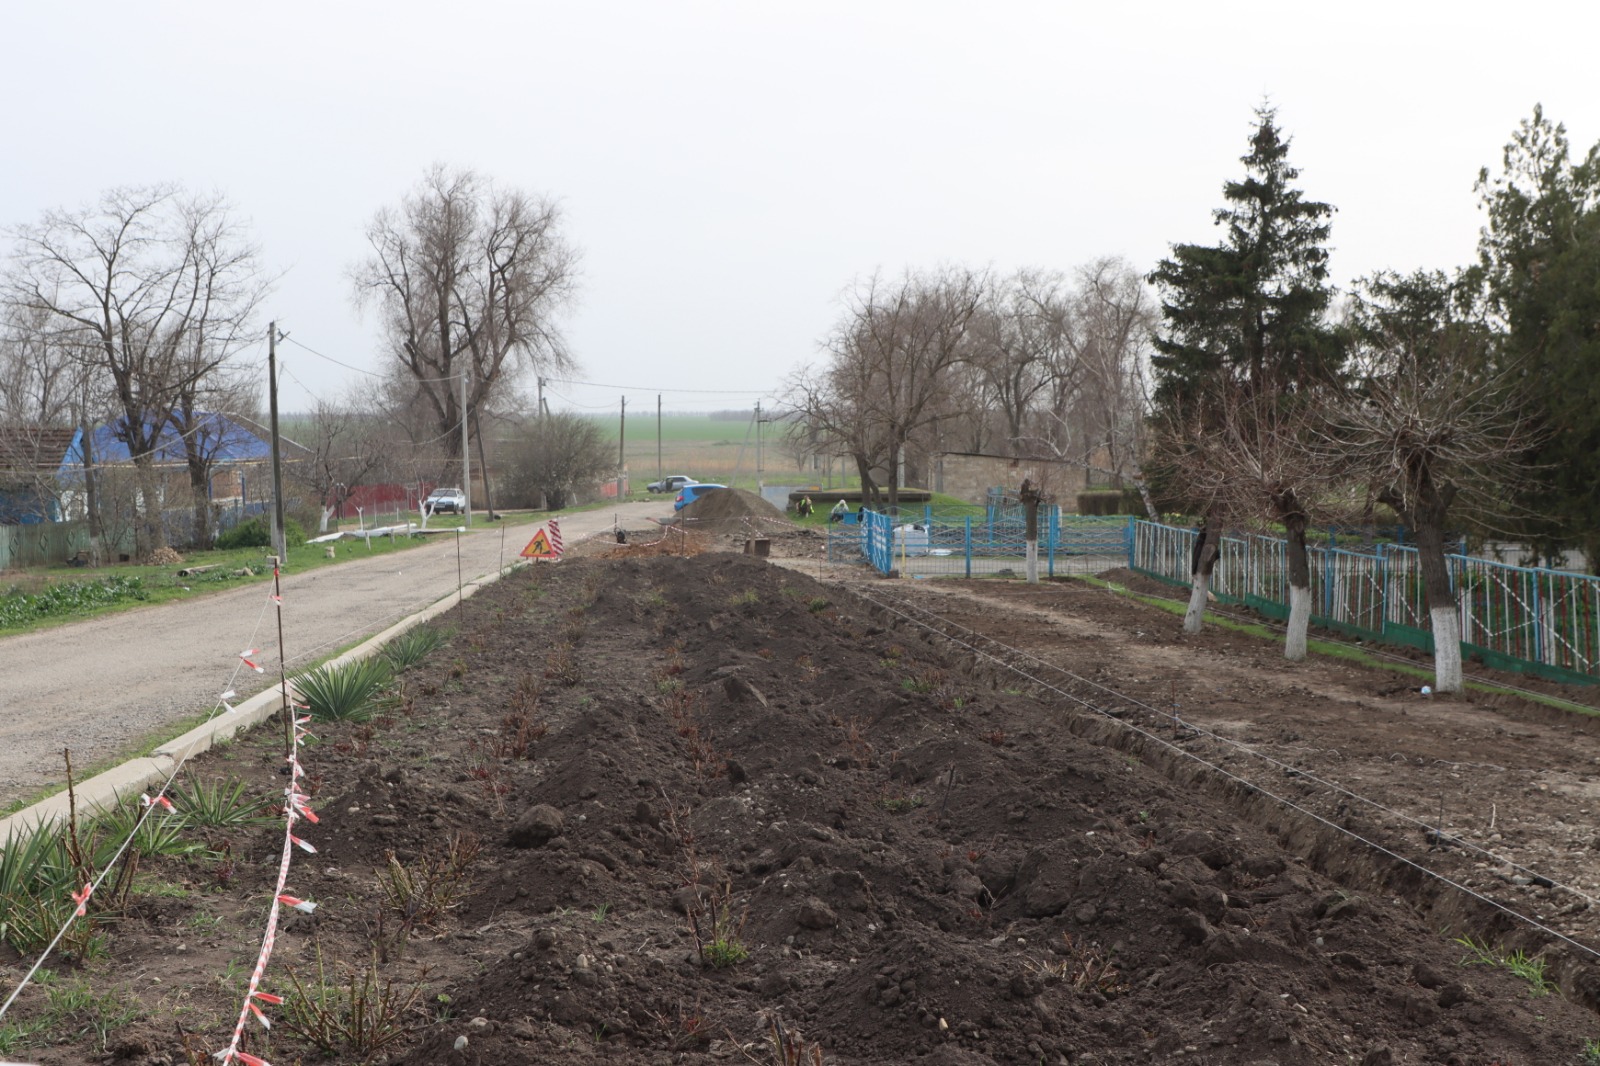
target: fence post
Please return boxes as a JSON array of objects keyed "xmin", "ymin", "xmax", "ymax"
[
  {"xmin": 1531, "ymin": 567, "xmax": 1544, "ymax": 665},
  {"xmin": 1047, "ymin": 507, "xmax": 1056, "ymax": 578},
  {"xmin": 964, "ymin": 516, "xmax": 972, "ymax": 579},
  {"xmin": 1377, "ymin": 544, "xmax": 1388, "ymax": 633},
  {"xmin": 1126, "ymin": 516, "xmax": 1136, "ymax": 568}
]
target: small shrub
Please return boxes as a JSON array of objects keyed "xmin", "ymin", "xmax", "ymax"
[
  {"xmin": 879, "ymin": 793, "xmax": 924, "ymax": 814},
  {"xmin": 382, "ymin": 624, "xmax": 451, "ymax": 672},
  {"xmin": 0, "ymin": 824, "xmax": 76, "ymax": 954},
  {"xmin": 169, "ymin": 776, "xmax": 274, "ymax": 829},
  {"xmin": 544, "ymin": 644, "xmax": 582, "ymax": 686},
  {"xmin": 378, "ymin": 833, "xmax": 481, "ymax": 931},
  {"xmin": 279, "ymin": 949, "xmax": 423, "ymax": 1061},
  {"xmin": 215, "ymin": 516, "xmax": 307, "ymax": 551},
  {"xmin": 293, "ymin": 658, "xmax": 393, "ymax": 722},
  {"xmin": 91, "ymin": 799, "xmax": 211, "ymax": 862}
]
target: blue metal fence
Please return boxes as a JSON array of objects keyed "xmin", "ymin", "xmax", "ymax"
[{"xmin": 833, "ymin": 508, "xmax": 1134, "ymax": 579}]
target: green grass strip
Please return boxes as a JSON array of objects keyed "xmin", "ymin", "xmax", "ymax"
[{"xmin": 1064, "ymin": 573, "xmax": 1600, "ymax": 718}]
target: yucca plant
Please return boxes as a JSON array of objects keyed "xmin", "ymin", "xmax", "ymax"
[
  {"xmin": 169, "ymin": 775, "xmax": 276, "ymax": 829},
  {"xmin": 382, "ymin": 624, "xmax": 451, "ymax": 672},
  {"xmin": 91, "ymin": 799, "xmax": 210, "ymax": 861},
  {"xmin": 293, "ymin": 658, "xmax": 393, "ymax": 723},
  {"xmin": 0, "ymin": 823, "xmax": 75, "ymax": 953}
]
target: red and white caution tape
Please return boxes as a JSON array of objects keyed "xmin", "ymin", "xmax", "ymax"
[{"xmin": 0, "ymin": 578, "xmax": 284, "ymax": 1034}]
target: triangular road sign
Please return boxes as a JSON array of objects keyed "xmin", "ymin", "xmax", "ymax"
[{"xmin": 520, "ymin": 527, "xmax": 560, "ymax": 560}]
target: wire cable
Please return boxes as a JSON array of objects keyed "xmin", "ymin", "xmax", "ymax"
[
  {"xmin": 0, "ymin": 583, "xmax": 279, "ymax": 1026},
  {"xmin": 856, "ymin": 586, "xmax": 1600, "ymax": 962},
  {"xmin": 546, "ymin": 376, "xmax": 773, "ymax": 396}
]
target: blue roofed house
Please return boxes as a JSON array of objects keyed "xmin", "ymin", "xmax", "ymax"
[
  {"xmin": 0, "ymin": 427, "xmax": 76, "ymax": 524},
  {"xmin": 55, "ymin": 412, "xmax": 306, "ymax": 547}
]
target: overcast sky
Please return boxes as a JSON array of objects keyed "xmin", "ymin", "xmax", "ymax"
[{"xmin": 3, "ymin": 2, "xmax": 1595, "ymax": 417}]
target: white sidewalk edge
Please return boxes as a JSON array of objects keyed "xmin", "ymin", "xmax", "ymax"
[{"xmin": 0, "ymin": 561, "xmax": 529, "ymax": 842}]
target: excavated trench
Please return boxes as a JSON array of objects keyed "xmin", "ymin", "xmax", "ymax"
[{"xmin": 860, "ymin": 587, "xmax": 1600, "ymax": 1016}]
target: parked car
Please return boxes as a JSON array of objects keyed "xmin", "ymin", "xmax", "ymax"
[
  {"xmin": 674, "ymin": 483, "xmax": 727, "ymax": 511},
  {"xmin": 424, "ymin": 487, "xmax": 467, "ymax": 514},
  {"xmin": 648, "ymin": 474, "xmax": 696, "ymax": 494}
]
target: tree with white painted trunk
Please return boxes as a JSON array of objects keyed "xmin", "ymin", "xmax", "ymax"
[
  {"xmin": 1155, "ymin": 386, "xmax": 1344, "ymax": 656},
  {"xmin": 1339, "ymin": 271, "xmax": 1534, "ymax": 693},
  {"xmin": 1147, "ymin": 107, "xmax": 1343, "ymax": 636}
]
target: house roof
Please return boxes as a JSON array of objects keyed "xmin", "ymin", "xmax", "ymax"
[
  {"xmin": 0, "ymin": 427, "xmax": 80, "ymax": 477},
  {"xmin": 56, "ymin": 413, "xmax": 310, "ymax": 474}
]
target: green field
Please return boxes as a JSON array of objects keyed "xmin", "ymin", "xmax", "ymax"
[{"xmin": 583, "ymin": 412, "xmax": 840, "ymax": 493}]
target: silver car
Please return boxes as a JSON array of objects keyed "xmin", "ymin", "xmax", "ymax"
[{"xmin": 425, "ymin": 487, "xmax": 466, "ymax": 514}]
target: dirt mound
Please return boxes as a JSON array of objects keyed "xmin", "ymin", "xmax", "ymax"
[
  {"xmin": 14, "ymin": 552, "xmax": 1600, "ymax": 1065},
  {"xmin": 147, "ymin": 546, "xmax": 184, "ymax": 566},
  {"xmin": 596, "ymin": 526, "xmax": 710, "ymax": 558},
  {"xmin": 677, "ymin": 487, "xmax": 794, "ymax": 535}
]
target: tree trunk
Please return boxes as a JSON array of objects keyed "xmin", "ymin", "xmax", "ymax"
[
  {"xmin": 1413, "ymin": 508, "xmax": 1462, "ymax": 692},
  {"xmin": 1133, "ymin": 472, "xmax": 1160, "ymax": 523},
  {"xmin": 1020, "ymin": 479, "xmax": 1041, "ymax": 584},
  {"xmin": 133, "ymin": 454, "xmax": 167, "ymax": 556},
  {"xmin": 1184, "ymin": 520, "xmax": 1220, "ymax": 633},
  {"xmin": 473, "ymin": 409, "xmax": 497, "ymax": 519},
  {"xmin": 852, "ymin": 453, "xmax": 881, "ymax": 509},
  {"xmin": 886, "ymin": 441, "xmax": 902, "ymax": 518},
  {"xmin": 187, "ymin": 457, "xmax": 213, "ymax": 548},
  {"xmin": 1283, "ymin": 511, "xmax": 1312, "ymax": 661}
]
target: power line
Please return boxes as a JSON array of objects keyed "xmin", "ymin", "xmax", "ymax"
[
  {"xmin": 547, "ymin": 377, "xmax": 772, "ymax": 396},
  {"xmin": 281, "ymin": 335, "xmax": 383, "ymax": 378},
  {"xmin": 543, "ymin": 387, "xmax": 616, "ymax": 411}
]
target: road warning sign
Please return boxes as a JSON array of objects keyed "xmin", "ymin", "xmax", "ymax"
[{"xmin": 520, "ymin": 526, "xmax": 560, "ymax": 560}]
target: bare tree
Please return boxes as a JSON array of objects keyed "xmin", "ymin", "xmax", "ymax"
[
  {"xmin": 1338, "ymin": 271, "xmax": 1533, "ymax": 693},
  {"xmin": 1157, "ymin": 383, "xmax": 1344, "ymax": 656},
  {"xmin": 0, "ymin": 304, "xmax": 89, "ymax": 523},
  {"xmin": 809, "ymin": 267, "xmax": 988, "ymax": 513},
  {"xmin": 1063, "ymin": 258, "xmax": 1156, "ymax": 486},
  {"xmin": 296, "ymin": 397, "xmax": 391, "ymax": 531},
  {"xmin": 354, "ymin": 166, "xmax": 578, "ymax": 516},
  {"xmin": 969, "ymin": 270, "xmax": 1068, "ymax": 452},
  {"xmin": 1016, "ymin": 259, "xmax": 1158, "ymax": 517},
  {"xmin": 6, "ymin": 186, "xmax": 268, "ymax": 554}
]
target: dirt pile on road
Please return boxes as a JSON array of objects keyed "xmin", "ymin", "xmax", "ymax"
[
  {"xmin": 17, "ymin": 551, "xmax": 1600, "ymax": 1065},
  {"xmin": 677, "ymin": 487, "xmax": 793, "ymax": 536}
]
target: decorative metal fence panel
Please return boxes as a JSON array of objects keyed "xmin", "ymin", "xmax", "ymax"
[
  {"xmin": 1130, "ymin": 520, "xmax": 1600, "ymax": 684},
  {"xmin": 836, "ymin": 511, "xmax": 1133, "ymax": 579},
  {"xmin": 0, "ymin": 520, "xmax": 93, "ymax": 569}
]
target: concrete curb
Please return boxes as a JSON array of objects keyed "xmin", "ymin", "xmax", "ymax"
[{"xmin": 0, "ymin": 561, "xmax": 528, "ymax": 842}]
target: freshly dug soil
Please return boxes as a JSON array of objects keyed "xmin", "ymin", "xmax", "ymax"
[
  {"xmin": 677, "ymin": 487, "xmax": 794, "ymax": 536},
  {"xmin": 5, "ymin": 551, "xmax": 1600, "ymax": 1066}
]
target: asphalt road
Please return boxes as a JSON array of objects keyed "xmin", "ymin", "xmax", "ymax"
[{"xmin": 0, "ymin": 502, "xmax": 673, "ymax": 806}]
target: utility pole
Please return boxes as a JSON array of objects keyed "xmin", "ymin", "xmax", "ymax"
[
  {"xmin": 755, "ymin": 400, "xmax": 763, "ymax": 491},
  {"xmin": 79, "ymin": 379, "xmax": 101, "ymax": 546},
  {"xmin": 656, "ymin": 394, "xmax": 662, "ymax": 484},
  {"xmin": 460, "ymin": 361, "xmax": 472, "ymax": 526},
  {"xmin": 617, "ymin": 396, "xmax": 627, "ymax": 499},
  {"xmin": 267, "ymin": 321, "xmax": 287, "ymax": 565}
]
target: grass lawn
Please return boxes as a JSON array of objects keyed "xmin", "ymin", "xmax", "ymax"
[{"xmin": 0, "ymin": 534, "xmax": 431, "ymax": 638}]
